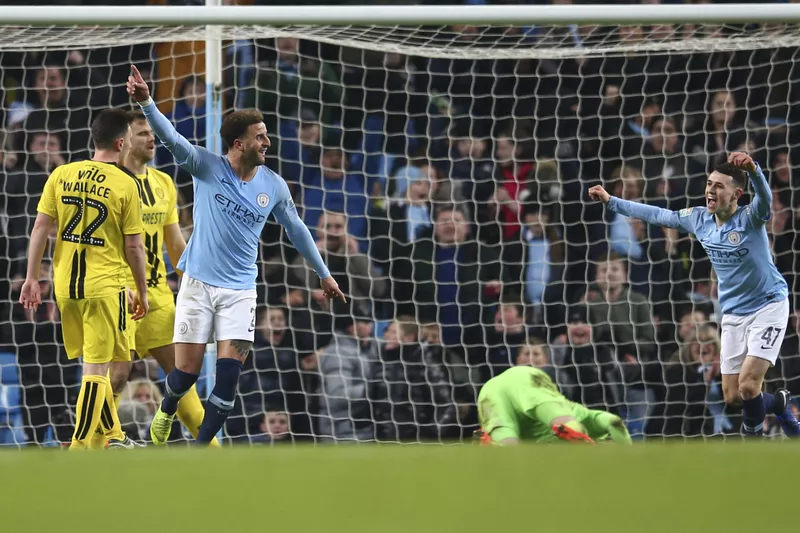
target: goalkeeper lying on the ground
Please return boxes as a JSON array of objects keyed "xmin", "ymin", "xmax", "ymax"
[{"xmin": 475, "ymin": 366, "xmax": 632, "ymax": 445}]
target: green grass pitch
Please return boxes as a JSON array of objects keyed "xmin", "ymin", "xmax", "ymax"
[{"xmin": 1, "ymin": 442, "xmax": 794, "ymax": 532}]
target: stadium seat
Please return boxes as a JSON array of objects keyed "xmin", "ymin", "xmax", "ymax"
[{"xmin": 0, "ymin": 352, "xmax": 26, "ymax": 446}]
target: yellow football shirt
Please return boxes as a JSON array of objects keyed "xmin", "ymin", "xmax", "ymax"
[
  {"xmin": 37, "ymin": 160, "xmax": 143, "ymax": 300},
  {"xmin": 124, "ymin": 166, "xmax": 179, "ymax": 310}
]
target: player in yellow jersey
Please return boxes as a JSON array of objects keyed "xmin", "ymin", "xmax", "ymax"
[
  {"xmin": 19, "ymin": 108, "xmax": 150, "ymax": 450},
  {"xmin": 102, "ymin": 110, "xmax": 220, "ymax": 447}
]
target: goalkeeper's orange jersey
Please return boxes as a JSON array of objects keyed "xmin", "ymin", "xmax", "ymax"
[
  {"xmin": 37, "ymin": 160, "xmax": 143, "ymax": 300},
  {"xmin": 124, "ymin": 166, "xmax": 179, "ymax": 311}
]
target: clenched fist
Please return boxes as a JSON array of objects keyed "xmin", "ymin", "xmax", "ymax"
[{"xmin": 588, "ymin": 185, "xmax": 611, "ymax": 204}]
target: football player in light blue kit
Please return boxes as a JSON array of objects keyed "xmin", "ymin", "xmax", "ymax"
[
  {"xmin": 589, "ymin": 152, "xmax": 798, "ymax": 437},
  {"xmin": 127, "ymin": 66, "xmax": 346, "ymax": 446}
]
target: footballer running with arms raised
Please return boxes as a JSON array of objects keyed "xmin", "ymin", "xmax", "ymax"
[
  {"xmin": 127, "ymin": 65, "xmax": 345, "ymax": 446},
  {"xmin": 589, "ymin": 152, "xmax": 798, "ymax": 438}
]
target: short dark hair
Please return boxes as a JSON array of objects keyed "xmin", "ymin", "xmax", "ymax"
[
  {"xmin": 91, "ymin": 108, "xmax": 131, "ymax": 150},
  {"xmin": 596, "ymin": 250, "xmax": 624, "ymax": 264},
  {"xmin": 220, "ymin": 109, "xmax": 264, "ymax": 151},
  {"xmin": 713, "ymin": 162, "xmax": 749, "ymax": 189},
  {"xmin": 126, "ymin": 109, "xmax": 146, "ymax": 123}
]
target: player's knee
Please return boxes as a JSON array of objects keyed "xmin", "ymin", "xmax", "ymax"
[
  {"xmin": 722, "ymin": 383, "xmax": 740, "ymax": 406},
  {"xmin": 738, "ymin": 379, "xmax": 761, "ymax": 402},
  {"xmin": 109, "ymin": 361, "xmax": 132, "ymax": 393}
]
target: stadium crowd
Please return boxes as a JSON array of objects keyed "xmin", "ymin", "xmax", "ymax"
[{"xmin": 1, "ymin": 0, "xmax": 800, "ymax": 446}]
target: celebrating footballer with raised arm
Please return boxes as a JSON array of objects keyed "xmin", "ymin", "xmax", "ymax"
[
  {"xmin": 589, "ymin": 152, "xmax": 798, "ymax": 438},
  {"xmin": 127, "ymin": 65, "xmax": 345, "ymax": 446},
  {"xmin": 19, "ymin": 109, "xmax": 149, "ymax": 450}
]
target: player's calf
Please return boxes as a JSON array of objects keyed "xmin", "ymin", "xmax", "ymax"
[
  {"xmin": 195, "ymin": 342, "xmax": 249, "ymax": 445},
  {"xmin": 738, "ymin": 357, "xmax": 771, "ymax": 437}
]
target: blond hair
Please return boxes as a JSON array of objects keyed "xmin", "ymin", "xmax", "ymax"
[
  {"xmin": 671, "ymin": 324, "xmax": 720, "ymax": 364},
  {"xmin": 121, "ymin": 379, "xmax": 163, "ymax": 405}
]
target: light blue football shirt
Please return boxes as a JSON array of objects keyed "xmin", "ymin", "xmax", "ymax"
[
  {"xmin": 607, "ymin": 164, "xmax": 788, "ymax": 316},
  {"xmin": 141, "ymin": 100, "xmax": 330, "ymax": 290}
]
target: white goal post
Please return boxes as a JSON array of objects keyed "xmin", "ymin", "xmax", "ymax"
[{"xmin": 1, "ymin": 3, "xmax": 800, "ymax": 447}]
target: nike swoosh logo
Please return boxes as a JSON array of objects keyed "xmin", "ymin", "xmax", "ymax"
[{"xmin": 221, "ymin": 179, "xmax": 232, "ymax": 185}]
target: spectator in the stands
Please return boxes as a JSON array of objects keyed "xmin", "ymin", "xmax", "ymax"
[
  {"xmin": 655, "ymin": 325, "xmax": 714, "ymax": 439},
  {"xmin": 300, "ymin": 144, "xmax": 370, "ymax": 249},
  {"xmin": 642, "ymin": 115, "xmax": 705, "ymax": 209},
  {"xmin": 315, "ymin": 304, "xmax": 379, "ymax": 443},
  {"xmin": 658, "ymin": 306, "xmax": 711, "ymax": 360},
  {"xmin": 626, "ymin": 216, "xmax": 691, "ymax": 321},
  {"xmin": 552, "ymin": 305, "xmax": 615, "ymax": 411},
  {"xmin": 478, "ymin": 131, "xmax": 535, "ymax": 245},
  {"xmin": 232, "ymin": 307, "xmax": 309, "ymax": 441},
  {"xmin": 484, "ymin": 298, "xmax": 529, "ymax": 379},
  {"xmin": 19, "ymin": 60, "xmax": 98, "ymax": 160},
  {"xmin": 435, "ymin": 129, "xmax": 493, "ymax": 221},
  {"xmin": 277, "ymin": 107, "xmax": 323, "ymax": 185},
  {"xmin": 256, "ymin": 409, "xmax": 292, "ymax": 444},
  {"xmin": 10, "ymin": 261, "xmax": 78, "ymax": 445},
  {"xmin": 605, "ymin": 165, "xmax": 645, "ymax": 261},
  {"xmin": 4, "ymin": 132, "xmax": 65, "ymax": 271},
  {"xmin": 118, "ymin": 379, "xmax": 162, "ymax": 442},
  {"xmin": 766, "ymin": 196, "xmax": 797, "ymax": 301},
  {"xmin": 515, "ymin": 340, "xmax": 556, "ymax": 382},
  {"xmin": 401, "ymin": 206, "xmax": 506, "ymax": 351},
  {"xmin": 375, "ymin": 316, "xmax": 472, "ymax": 442},
  {"xmin": 504, "ymin": 202, "xmax": 565, "ymax": 324},
  {"xmin": 246, "ymin": 36, "xmax": 342, "ymax": 136},
  {"xmin": 580, "ymin": 251, "xmax": 657, "ymax": 436},
  {"xmin": 289, "ymin": 210, "xmax": 387, "ymax": 315},
  {"xmin": 769, "ymin": 149, "xmax": 797, "ymax": 210},
  {"xmin": 242, "ymin": 408, "xmax": 293, "ymax": 445},
  {"xmin": 688, "ymin": 89, "xmax": 747, "ymax": 173},
  {"xmin": 370, "ymin": 171, "xmax": 434, "ymax": 304}
]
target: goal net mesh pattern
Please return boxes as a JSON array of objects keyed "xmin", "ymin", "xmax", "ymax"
[{"xmin": 1, "ymin": 17, "xmax": 799, "ymax": 446}]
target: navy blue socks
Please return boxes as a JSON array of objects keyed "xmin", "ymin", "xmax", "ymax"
[
  {"xmin": 741, "ymin": 394, "xmax": 766, "ymax": 436},
  {"xmin": 162, "ymin": 368, "xmax": 199, "ymax": 416},
  {"xmin": 196, "ymin": 358, "xmax": 243, "ymax": 444}
]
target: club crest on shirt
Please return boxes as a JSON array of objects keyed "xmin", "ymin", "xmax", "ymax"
[
  {"xmin": 155, "ymin": 187, "xmax": 165, "ymax": 199},
  {"xmin": 257, "ymin": 193, "xmax": 269, "ymax": 208},
  {"xmin": 728, "ymin": 231, "xmax": 740, "ymax": 245}
]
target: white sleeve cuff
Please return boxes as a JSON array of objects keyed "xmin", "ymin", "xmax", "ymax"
[{"xmin": 138, "ymin": 97, "xmax": 154, "ymax": 108}]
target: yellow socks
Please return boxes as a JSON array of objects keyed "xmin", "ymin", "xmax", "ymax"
[
  {"xmin": 177, "ymin": 385, "xmax": 221, "ymax": 448},
  {"xmin": 70, "ymin": 375, "xmax": 108, "ymax": 450}
]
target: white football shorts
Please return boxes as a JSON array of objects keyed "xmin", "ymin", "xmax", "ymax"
[
  {"xmin": 720, "ymin": 298, "xmax": 789, "ymax": 375},
  {"xmin": 173, "ymin": 275, "xmax": 257, "ymax": 344}
]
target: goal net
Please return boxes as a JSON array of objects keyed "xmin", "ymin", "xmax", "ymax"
[{"xmin": 1, "ymin": 5, "xmax": 799, "ymax": 446}]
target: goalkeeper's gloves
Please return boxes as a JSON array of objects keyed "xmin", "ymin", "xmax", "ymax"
[
  {"xmin": 473, "ymin": 428, "xmax": 493, "ymax": 446},
  {"xmin": 552, "ymin": 424, "xmax": 595, "ymax": 444}
]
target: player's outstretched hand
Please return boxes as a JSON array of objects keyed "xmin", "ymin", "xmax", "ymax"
[
  {"xmin": 131, "ymin": 292, "xmax": 149, "ymax": 321},
  {"xmin": 127, "ymin": 65, "xmax": 150, "ymax": 103},
  {"xmin": 320, "ymin": 276, "xmax": 346, "ymax": 303},
  {"xmin": 19, "ymin": 278, "xmax": 41, "ymax": 312},
  {"xmin": 728, "ymin": 151, "xmax": 757, "ymax": 173},
  {"xmin": 588, "ymin": 185, "xmax": 611, "ymax": 204}
]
